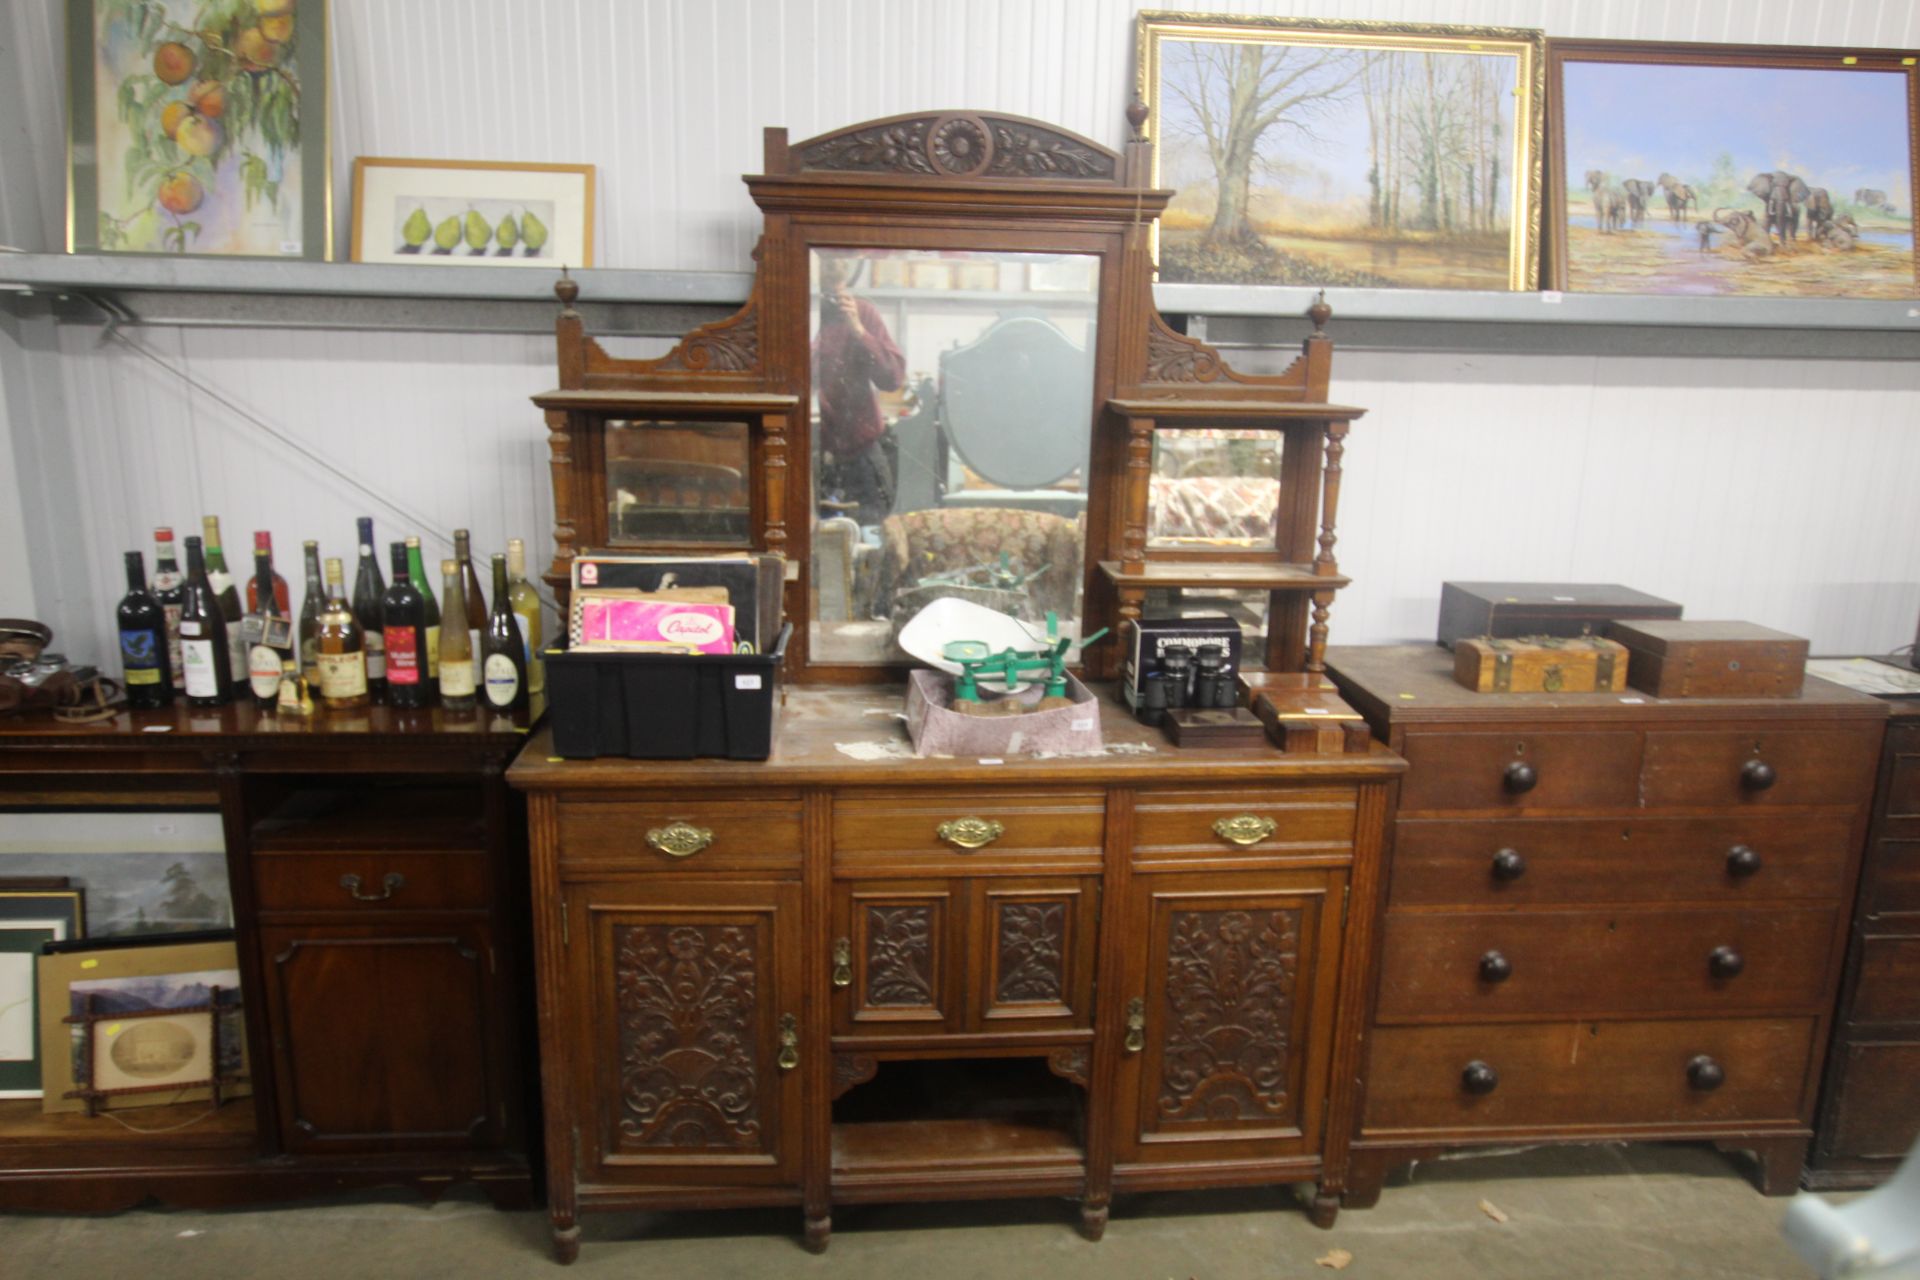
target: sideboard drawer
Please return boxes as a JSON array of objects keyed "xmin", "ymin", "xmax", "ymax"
[
  {"xmin": 1375, "ymin": 905, "xmax": 1839, "ymax": 1021},
  {"xmin": 1362, "ymin": 1017, "xmax": 1815, "ymax": 1134},
  {"xmin": 555, "ymin": 796, "xmax": 804, "ymax": 874},
  {"xmin": 1641, "ymin": 727, "xmax": 1881, "ymax": 809},
  {"xmin": 1389, "ymin": 814, "xmax": 1856, "ymax": 908},
  {"xmin": 1396, "ymin": 731, "xmax": 1641, "ymax": 812},
  {"xmin": 832, "ymin": 791, "xmax": 1104, "ymax": 868},
  {"xmin": 254, "ymin": 851, "xmax": 492, "ymax": 914},
  {"xmin": 1132, "ymin": 787, "xmax": 1356, "ymax": 860}
]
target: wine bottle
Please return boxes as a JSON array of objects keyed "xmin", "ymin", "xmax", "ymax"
[
  {"xmin": 381, "ymin": 542, "xmax": 431, "ymax": 710},
  {"xmin": 179, "ymin": 535, "xmax": 234, "ymax": 707},
  {"xmin": 244, "ymin": 530, "xmax": 291, "ymax": 613},
  {"xmin": 316, "ymin": 556, "xmax": 369, "ymax": 709},
  {"xmin": 481, "ymin": 553, "xmax": 529, "ymax": 714},
  {"xmin": 117, "ymin": 550, "xmax": 174, "ymax": 709},
  {"xmin": 244, "ymin": 548, "xmax": 292, "ymax": 707},
  {"xmin": 454, "ymin": 529, "xmax": 487, "ymax": 658},
  {"xmin": 201, "ymin": 516, "xmax": 246, "ymax": 682},
  {"xmin": 152, "ymin": 527, "xmax": 186, "ymax": 691},
  {"xmin": 438, "ymin": 558, "xmax": 477, "ymax": 712},
  {"xmin": 351, "ymin": 517, "xmax": 388, "ymax": 701},
  {"xmin": 297, "ymin": 539, "xmax": 326, "ymax": 684},
  {"xmin": 506, "ymin": 538, "xmax": 544, "ymax": 695},
  {"xmin": 406, "ymin": 537, "xmax": 441, "ymax": 699}
]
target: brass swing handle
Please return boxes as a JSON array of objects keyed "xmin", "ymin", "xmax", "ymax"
[
  {"xmin": 341, "ymin": 872, "xmax": 405, "ymax": 902},
  {"xmin": 777, "ymin": 1014, "xmax": 800, "ymax": 1072},
  {"xmin": 646, "ymin": 822, "xmax": 714, "ymax": 858},
  {"xmin": 936, "ymin": 817, "xmax": 1004, "ymax": 850},
  {"xmin": 831, "ymin": 938, "xmax": 853, "ymax": 988},
  {"xmin": 1123, "ymin": 997, "xmax": 1146, "ymax": 1054},
  {"xmin": 1213, "ymin": 815, "xmax": 1276, "ymax": 847}
]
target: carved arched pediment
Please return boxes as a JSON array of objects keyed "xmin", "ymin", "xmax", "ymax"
[{"xmin": 791, "ymin": 111, "xmax": 1123, "ymax": 184}]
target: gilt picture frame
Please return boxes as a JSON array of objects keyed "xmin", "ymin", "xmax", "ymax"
[
  {"xmin": 66, "ymin": 0, "xmax": 331, "ymax": 259},
  {"xmin": 349, "ymin": 158, "xmax": 597, "ymax": 267},
  {"xmin": 1136, "ymin": 11, "xmax": 1545, "ymax": 293},
  {"xmin": 1548, "ymin": 39, "xmax": 1920, "ymax": 298}
]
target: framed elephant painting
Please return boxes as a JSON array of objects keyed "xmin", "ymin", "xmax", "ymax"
[{"xmin": 1549, "ymin": 40, "xmax": 1919, "ymax": 297}]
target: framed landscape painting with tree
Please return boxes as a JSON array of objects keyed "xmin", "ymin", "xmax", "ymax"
[
  {"xmin": 1136, "ymin": 12, "xmax": 1544, "ymax": 292},
  {"xmin": 67, "ymin": 0, "xmax": 330, "ymax": 259},
  {"xmin": 1550, "ymin": 40, "xmax": 1918, "ymax": 298}
]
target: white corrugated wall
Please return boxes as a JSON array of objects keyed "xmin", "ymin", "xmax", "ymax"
[{"xmin": 2, "ymin": 0, "xmax": 1917, "ymax": 665}]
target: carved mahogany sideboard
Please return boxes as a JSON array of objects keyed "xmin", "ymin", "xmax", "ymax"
[
  {"xmin": 0, "ymin": 703, "xmax": 537, "ymax": 1212},
  {"xmin": 508, "ymin": 686, "xmax": 1403, "ymax": 1260},
  {"xmin": 1325, "ymin": 646, "xmax": 1887, "ymax": 1204}
]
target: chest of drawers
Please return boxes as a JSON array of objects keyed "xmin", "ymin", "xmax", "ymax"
[{"xmin": 1326, "ymin": 646, "xmax": 1885, "ymax": 1207}]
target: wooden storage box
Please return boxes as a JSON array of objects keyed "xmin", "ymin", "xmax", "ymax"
[
  {"xmin": 1452, "ymin": 635, "xmax": 1630, "ymax": 694},
  {"xmin": 1609, "ymin": 620, "xmax": 1808, "ymax": 698},
  {"xmin": 1437, "ymin": 582, "xmax": 1682, "ymax": 651},
  {"xmin": 1250, "ymin": 685, "xmax": 1373, "ymax": 754}
]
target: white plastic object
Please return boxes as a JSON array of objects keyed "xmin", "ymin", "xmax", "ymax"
[
  {"xmin": 896, "ymin": 598, "xmax": 1047, "ymax": 678},
  {"xmin": 1783, "ymin": 1135, "xmax": 1920, "ymax": 1278}
]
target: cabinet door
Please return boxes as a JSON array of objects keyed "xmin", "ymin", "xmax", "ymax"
[
  {"xmin": 831, "ymin": 878, "xmax": 962, "ymax": 1036},
  {"xmin": 568, "ymin": 878, "xmax": 803, "ymax": 1188},
  {"xmin": 1112, "ymin": 869, "xmax": 1346, "ymax": 1167},
  {"xmin": 968, "ymin": 875, "xmax": 1099, "ymax": 1033},
  {"xmin": 259, "ymin": 922, "xmax": 506, "ymax": 1153}
]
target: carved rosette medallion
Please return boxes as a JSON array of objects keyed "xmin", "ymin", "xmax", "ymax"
[
  {"xmin": 864, "ymin": 905, "xmax": 935, "ymax": 1007},
  {"xmin": 994, "ymin": 902, "xmax": 1066, "ymax": 1004},
  {"xmin": 1157, "ymin": 909, "xmax": 1299, "ymax": 1123},
  {"xmin": 929, "ymin": 116, "xmax": 992, "ymax": 176},
  {"xmin": 614, "ymin": 923, "xmax": 762, "ymax": 1149}
]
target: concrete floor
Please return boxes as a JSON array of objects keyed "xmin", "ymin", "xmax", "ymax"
[{"xmin": 0, "ymin": 1143, "xmax": 1833, "ymax": 1279}]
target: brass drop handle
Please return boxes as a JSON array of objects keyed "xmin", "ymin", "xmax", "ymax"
[
  {"xmin": 831, "ymin": 938, "xmax": 852, "ymax": 989},
  {"xmin": 936, "ymin": 817, "xmax": 1004, "ymax": 850},
  {"xmin": 1123, "ymin": 997, "xmax": 1146, "ymax": 1053},
  {"xmin": 1461, "ymin": 1060, "xmax": 1500, "ymax": 1095},
  {"xmin": 1726, "ymin": 845, "xmax": 1762, "ymax": 877},
  {"xmin": 1213, "ymin": 815, "xmax": 1277, "ymax": 847},
  {"xmin": 777, "ymin": 1014, "xmax": 800, "ymax": 1072},
  {"xmin": 1740, "ymin": 760, "xmax": 1776, "ymax": 792},
  {"xmin": 1490, "ymin": 848, "xmax": 1527, "ymax": 881},
  {"xmin": 341, "ymin": 872, "xmax": 404, "ymax": 902},
  {"xmin": 1479, "ymin": 950, "xmax": 1513, "ymax": 983},
  {"xmin": 646, "ymin": 822, "xmax": 714, "ymax": 858},
  {"xmin": 1708, "ymin": 946, "xmax": 1745, "ymax": 979},
  {"xmin": 1686, "ymin": 1054, "xmax": 1725, "ymax": 1092},
  {"xmin": 1503, "ymin": 761, "xmax": 1538, "ymax": 794}
]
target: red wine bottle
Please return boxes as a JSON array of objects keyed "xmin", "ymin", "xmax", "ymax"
[
  {"xmin": 151, "ymin": 526, "xmax": 186, "ymax": 691},
  {"xmin": 351, "ymin": 517, "xmax": 388, "ymax": 701},
  {"xmin": 381, "ymin": 541, "xmax": 431, "ymax": 710},
  {"xmin": 245, "ymin": 530, "xmax": 291, "ymax": 614},
  {"xmin": 481, "ymin": 553, "xmax": 528, "ymax": 715},
  {"xmin": 179, "ymin": 535, "xmax": 234, "ymax": 707},
  {"xmin": 117, "ymin": 551, "xmax": 174, "ymax": 709}
]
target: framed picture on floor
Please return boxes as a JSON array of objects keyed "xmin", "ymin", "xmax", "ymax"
[
  {"xmin": 0, "ymin": 886, "xmax": 86, "ymax": 1099},
  {"xmin": 349, "ymin": 158, "xmax": 597, "ymax": 267},
  {"xmin": 66, "ymin": 0, "xmax": 331, "ymax": 259},
  {"xmin": 0, "ymin": 812, "xmax": 231, "ymax": 939},
  {"xmin": 1136, "ymin": 11, "xmax": 1546, "ymax": 292},
  {"xmin": 1549, "ymin": 39, "xmax": 1919, "ymax": 297}
]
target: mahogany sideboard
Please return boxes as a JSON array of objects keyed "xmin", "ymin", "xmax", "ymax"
[
  {"xmin": 0, "ymin": 702, "xmax": 539, "ymax": 1212},
  {"xmin": 1325, "ymin": 645, "xmax": 1887, "ymax": 1204},
  {"xmin": 507, "ymin": 684, "xmax": 1404, "ymax": 1261}
]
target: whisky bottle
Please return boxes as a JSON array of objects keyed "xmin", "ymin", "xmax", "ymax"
[
  {"xmin": 506, "ymin": 538, "xmax": 544, "ymax": 695},
  {"xmin": 179, "ymin": 536, "xmax": 234, "ymax": 707},
  {"xmin": 438, "ymin": 559, "xmax": 477, "ymax": 712},
  {"xmin": 245, "ymin": 549, "xmax": 292, "ymax": 707},
  {"xmin": 406, "ymin": 537, "xmax": 442, "ymax": 699},
  {"xmin": 201, "ymin": 516, "xmax": 246, "ymax": 682},
  {"xmin": 245, "ymin": 530, "xmax": 291, "ymax": 613},
  {"xmin": 117, "ymin": 551, "xmax": 174, "ymax": 709},
  {"xmin": 152, "ymin": 527, "xmax": 186, "ymax": 691},
  {"xmin": 351, "ymin": 517, "xmax": 388, "ymax": 701},
  {"xmin": 381, "ymin": 542, "xmax": 431, "ymax": 710},
  {"xmin": 297, "ymin": 539, "xmax": 326, "ymax": 684},
  {"xmin": 316, "ymin": 556, "xmax": 370, "ymax": 709},
  {"xmin": 481, "ymin": 553, "xmax": 528, "ymax": 714}
]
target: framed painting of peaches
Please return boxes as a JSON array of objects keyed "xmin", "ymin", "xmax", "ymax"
[{"xmin": 66, "ymin": 0, "xmax": 330, "ymax": 259}]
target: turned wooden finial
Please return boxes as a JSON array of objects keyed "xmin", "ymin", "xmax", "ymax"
[
  {"xmin": 555, "ymin": 266, "xmax": 579, "ymax": 310},
  {"xmin": 1126, "ymin": 100, "xmax": 1150, "ymax": 140},
  {"xmin": 1307, "ymin": 289, "xmax": 1331, "ymax": 336}
]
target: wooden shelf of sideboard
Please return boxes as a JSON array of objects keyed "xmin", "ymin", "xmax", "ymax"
[
  {"xmin": 0, "ymin": 1096, "xmax": 255, "ymax": 1164},
  {"xmin": 1099, "ymin": 560, "xmax": 1351, "ymax": 590}
]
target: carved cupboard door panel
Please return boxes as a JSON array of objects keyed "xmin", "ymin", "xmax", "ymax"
[
  {"xmin": 831, "ymin": 878, "xmax": 962, "ymax": 1037},
  {"xmin": 967, "ymin": 875, "xmax": 1099, "ymax": 1033},
  {"xmin": 1112, "ymin": 870, "xmax": 1347, "ymax": 1167},
  {"xmin": 567, "ymin": 879, "xmax": 804, "ymax": 1188}
]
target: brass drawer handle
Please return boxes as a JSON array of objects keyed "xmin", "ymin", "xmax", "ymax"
[
  {"xmin": 1124, "ymin": 997, "xmax": 1146, "ymax": 1053},
  {"xmin": 341, "ymin": 872, "xmax": 404, "ymax": 902},
  {"xmin": 936, "ymin": 817, "xmax": 1004, "ymax": 850},
  {"xmin": 777, "ymin": 1014, "xmax": 800, "ymax": 1072},
  {"xmin": 1213, "ymin": 815, "xmax": 1276, "ymax": 847},
  {"xmin": 831, "ymin": 938, "xmax": 852, "ymax": 988},
  {"xmin": 646, "ymin": 822, "xmax": 714, "ymax": 858}
]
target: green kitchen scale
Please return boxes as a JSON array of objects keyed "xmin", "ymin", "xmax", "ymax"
[{"xmin": 940, "ymin": 612, "xmax": 1108, "ymax": 703}]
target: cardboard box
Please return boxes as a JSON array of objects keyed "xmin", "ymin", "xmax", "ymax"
[{"xmin": 905, "ymin": 669, "xmax": 1102, "ymax": 757}]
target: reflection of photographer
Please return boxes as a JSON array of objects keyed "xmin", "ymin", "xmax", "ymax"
[{"xmin": 813, "ymin": 256, "xmax": 906, "ymax": 526}]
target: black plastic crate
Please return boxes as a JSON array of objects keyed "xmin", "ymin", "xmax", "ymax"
[{"xmin": 545, "ymin": 624, "xmax": 790, "ymax": 760}]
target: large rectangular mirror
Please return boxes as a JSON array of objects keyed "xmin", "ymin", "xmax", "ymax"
[{"xmin": 807, "ymin": 247, "xmax": 1100, "ymax": 665}]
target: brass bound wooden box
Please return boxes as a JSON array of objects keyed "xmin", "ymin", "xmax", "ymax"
[{"xmin": 1453, "ymin": 635, "xmax": 1630, "ymax": 694}]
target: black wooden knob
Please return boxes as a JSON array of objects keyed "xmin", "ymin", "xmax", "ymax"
[
  {"xmin": 1461, "ymin": 1060, "xmax": 1499, "ymax": 1095},
  {"xmin": 1479, "ymin": 950, "xmax": 1513, "ymax": 983},
  {"xmin": 1740, "ymin": 760, "xmax": 1776, "ymax": 792},
  {"xmin": 1686, "ymin": 1055, "xmax": 1725, "ymax": 1092},
  {"xmin": 1491, "ymin": 848, "xmax": 1527, "ymax": 881},
  {"xmin": 1726, "ymin": 845, "xmax": 1762, "ymax": 877},
  {"xmin": 1503, "ymin": 761, "xmax": 1538, "ymax": 794},
  {"xmin": 1708, "ymin": 945, "xmax": 1745, "ymax": 979}
]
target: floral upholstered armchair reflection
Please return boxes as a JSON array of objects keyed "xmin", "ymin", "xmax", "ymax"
[{"xmin": 869, "ymin": 507, "xmax": 1084, "ymax": 637}]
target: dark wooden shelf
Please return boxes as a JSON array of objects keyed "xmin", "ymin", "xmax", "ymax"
[
  {"xmin": 251, "ymin": 785, "xmax": 487, "ymax": 852},
  {"xmin": 831, "ymin": 1115, "xmax": 1083, "ymax": 1173},
  {"xmin": 1100, "ymin": 560, "xmax": 1351, "ymax": 590},
  {"xmin": 0, "ymin": 1097, "xmax": 255, "ymax": 1160}
]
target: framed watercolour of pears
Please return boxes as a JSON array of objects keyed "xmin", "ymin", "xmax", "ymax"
[
  {"xmin": 349, "ymin": 158, "xmax": 597, "ymax": 268},
  {"xmin": 67, "ymin": 0, "xmax": 331, "ymax": 259}
]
